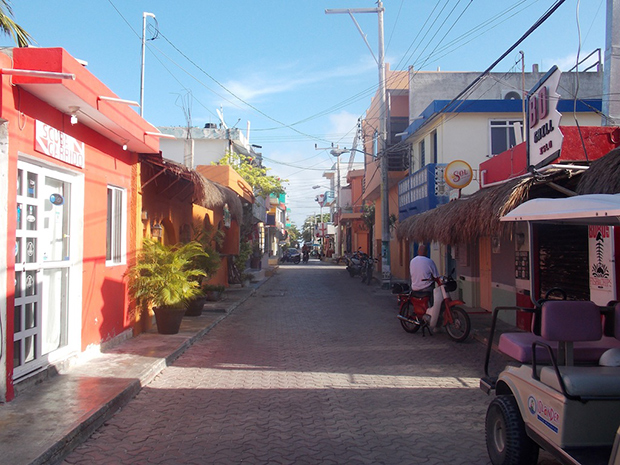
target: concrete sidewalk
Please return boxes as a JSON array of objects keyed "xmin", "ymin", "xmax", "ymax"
[{"xmin": 0, "ymin": 284, "xmax": 260, "ymax": 465}]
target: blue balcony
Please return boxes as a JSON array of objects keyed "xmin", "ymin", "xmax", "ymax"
[{"xmin": 398, "ymin": 164, "xmax": 450, "ymax": 221}]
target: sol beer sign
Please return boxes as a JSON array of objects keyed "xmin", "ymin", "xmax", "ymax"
[
  {"xmin": 35, "ymin": 120, "xmax": 85, "ymax": 168},
  {"xmin": 444, "ymin": 160, "xmax": 473, "ymax": 189}
]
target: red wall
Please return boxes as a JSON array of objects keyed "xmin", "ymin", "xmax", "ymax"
[
  {"xmin": 1, "ymin": 55, "xmax": 138, "ymax": 359},
  {"xmin": 480, "ymin": 126, "xmax": 620, "ymax": 185}
]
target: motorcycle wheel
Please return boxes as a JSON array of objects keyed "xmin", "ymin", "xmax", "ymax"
[
  {"xmin": 444, "ymin": 306, "xmax": 471, "ymax": 342},
  {"xmin": 366, "ymin": 266, "xmax": 373, "ymax": 286},
  {"xmin": 293, "ymin": 256, "xmax": 300, "ymax": 264},
  {"xmin": 399, "ymin": 301, "xmax": 420, "ymax": 333},
  {"xmin": 348, "ymin": 267, "xmax": 356, "ymax": 278}
]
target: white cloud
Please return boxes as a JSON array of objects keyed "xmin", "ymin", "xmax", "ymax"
[
  {"xmin": 550, "ymin": 53, "xmax": 601, "ymax": 72},
  {"xmin": 220, "ymin": 56, "xmax": 377, "ymax": 105},
  {"xmin": 328, "ymin": 110, "xmax": 359, "ymax": 142}
]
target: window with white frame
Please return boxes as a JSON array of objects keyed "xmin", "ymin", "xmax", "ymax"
[
  {"xmin": 490, "ymin": 120, "xmax": 521, "ymax": 156},
  {"xmin": 106, "ymin": 185, "xmax": 126, "ymax": 265}
]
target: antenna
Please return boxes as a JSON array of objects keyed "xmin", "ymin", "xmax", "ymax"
[{"xmin": 216, "ymin": 107, "xmax": 228, "ymax": 129}]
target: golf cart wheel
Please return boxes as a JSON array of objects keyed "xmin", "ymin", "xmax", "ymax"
[
  {"xmin": 485, "ymin": 395, "xmax": 539, "ymax": 465},
  {"xmin": 399, "ymin": 302, "xmax": 420, "ymax": 334}
]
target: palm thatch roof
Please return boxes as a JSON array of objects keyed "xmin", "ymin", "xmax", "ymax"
[
  {"xmin": 576, "ymin": 146, "xmax": 620, "ymax": 194},
  {"xmin": 215, "ymin": 184, "xmax": 243, "ymax": 221},
  {"xmin": 396, "ymin": 168, "xmax": 582, "ymax": 245},
  {"xmin": 140, "ymin": 155, "xmax": 253, "ymax": 219}
]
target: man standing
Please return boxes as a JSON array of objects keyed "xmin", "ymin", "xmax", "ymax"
[{"xmin": 409, "ymin": 244, "xmax": 438, "ymax": 293}]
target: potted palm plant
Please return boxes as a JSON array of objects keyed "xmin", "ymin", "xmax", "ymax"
[{"xmin": 126, "ymin": 238, "xmax": 208, "ymax": 334}]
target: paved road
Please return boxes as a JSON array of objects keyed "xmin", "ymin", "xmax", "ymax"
[{"xmin": 62, "ymin": 261, "xmax": 559, "ymax": 465}]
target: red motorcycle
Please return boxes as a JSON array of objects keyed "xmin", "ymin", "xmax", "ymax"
[{"xmin": 397, "ymin": 274, "xmax": 471, "ymax": 342}]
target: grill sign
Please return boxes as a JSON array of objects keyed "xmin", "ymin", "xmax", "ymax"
[
  {"xmin": 35, "ymin": 120, "xmax": 85, "ymax": 168},
  {"xmin": 527, "ymin": 66, "xmax": 563, "ymax": 169}
]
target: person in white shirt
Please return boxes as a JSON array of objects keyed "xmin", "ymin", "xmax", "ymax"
[{"xmin": 409, "ymin": 244, "xmax": 439, "ymax": 293}]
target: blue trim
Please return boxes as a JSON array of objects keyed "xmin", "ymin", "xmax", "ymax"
[{"xmin": 402, "ymin": 98, "xmax": 602, "ymax": 139}]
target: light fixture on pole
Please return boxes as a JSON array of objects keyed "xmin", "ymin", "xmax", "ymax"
[
  {"xmin": 69, "ymin": 106, "xmax": 79, "ymax": 125},
  {"xmin": 140, "ymin": 12, "xmax": 156, "ymax": 117}
]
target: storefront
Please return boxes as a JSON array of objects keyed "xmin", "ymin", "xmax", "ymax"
[{"xmin": 0, "ymin": 47, "xmax": 161, "ymax": 401}]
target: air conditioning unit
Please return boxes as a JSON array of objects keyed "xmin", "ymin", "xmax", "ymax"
[{"xmin": 501, "ymin": 89, "xmax": 522, "ymax": 100}]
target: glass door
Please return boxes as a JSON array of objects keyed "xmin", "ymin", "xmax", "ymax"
[{"xmin": 14, "ymin": 161, "xmax": 73, "ymax": 379}]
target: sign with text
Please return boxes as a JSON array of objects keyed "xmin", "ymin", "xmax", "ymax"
[
  {"xmin": 35, "ymin": 120, "xmax": 85, "ymax": 168},
  {"xmin": 527, "ymin": 66, "xmax": 563, "ymax": 169},
  {"xmin": 444, "ymin": 160, "xmax": 473, "ymax": 189}
]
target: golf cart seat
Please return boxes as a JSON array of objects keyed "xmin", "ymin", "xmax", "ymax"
[
  {"xmin": 535, "ymin": 302, "xmax": 620, "ymax": 399},
  {"xmin": 497, "ymin": 301, "xmax": 620, "ymax": 365}
]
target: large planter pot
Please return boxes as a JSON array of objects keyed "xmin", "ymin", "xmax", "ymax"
[
  {"xmin": 205, "ymin": 290, "xmax": 223, "ymax": 302},
  {"xmin": 153, "ymin": 305, "xmax": 186, "ymax": 334},
  {"xmin": 185, "ymin": 297, "xmax": 206, "ymax": 316}
]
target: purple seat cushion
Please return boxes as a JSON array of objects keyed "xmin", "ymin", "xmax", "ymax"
[{"xmin": 540, "ymin": 301, "xmax": 602, "ymax": 342}]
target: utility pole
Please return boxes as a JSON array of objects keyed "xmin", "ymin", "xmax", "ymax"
[
  {"xmin": 326, "ymin": 2, "xmax": 390, "ymax": 286},
  {"xmin": 315, "ymin": 144, "xmax": 345, "ymax": 258},
  {"xmin": 140, "ymin": 12, "xmax": 156, "ymax": 117},
  {"xmin": 603, "ymin": 0, "xmax": 620, "ymax": 126}
]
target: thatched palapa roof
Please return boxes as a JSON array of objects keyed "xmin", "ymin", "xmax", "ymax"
[
  {"xmin": 576, "ymin": 146, "xmax": 620, "ymax": 195},
  {"xmin": 396, "ymin": 168, "xmax": 582, "ymax": 245},
  {"xmin": 141, "ymin": 155, "xmax": 243, "ymax": 219}
]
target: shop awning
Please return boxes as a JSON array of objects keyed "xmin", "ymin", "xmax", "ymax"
[
  {"xmin": 501, "ymin": 194, "xmax": 620, "ymax": 225},
  {"xmin": 8, "ymin": 47, "xmax": 160, "ymax": 154}
]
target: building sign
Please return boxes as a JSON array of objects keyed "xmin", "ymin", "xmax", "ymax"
[
  {"xmin": 444, "ymin": 160, "xmax": 473, "ymax": 189},
  {"xmin": 316, "ymin": 222, "xmax": 328, "ymax": 237},
  {"xmin": 588, "ymin": 225, "xmax": 616, "ymax": 305},
  {"xmin": 527, "ymin": 66, "xmax": 563, "ymax": 169},
  {"xmin": 35, "ymin": 120, "xmax": 85, "ymax": 168}
]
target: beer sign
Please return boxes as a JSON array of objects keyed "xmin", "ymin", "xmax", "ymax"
[
  {"xmin": 444, "ymin": 160, "xmax": 473, "ymax": 189},
  {"xmin": 527, "ymin": 66, "xmax": 563, "ymax": 169}
]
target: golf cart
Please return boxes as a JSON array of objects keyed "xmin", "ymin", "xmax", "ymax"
[{"xmin": 480, "ymin": 194, "xmax": 620, "ymax": 465}]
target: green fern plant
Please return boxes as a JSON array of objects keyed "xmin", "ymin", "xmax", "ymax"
[{"xmin": 126, "ymin": 238, "xmax": 208, "ymax": 309}]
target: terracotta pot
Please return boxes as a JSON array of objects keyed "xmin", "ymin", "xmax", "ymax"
[
  {"xmin": 185, "ymin": 297, "xmax": 206, "ymax": 316},
  {"xmin": 153, "ymin": 305, "xmax": 186, "ymax": 334}
]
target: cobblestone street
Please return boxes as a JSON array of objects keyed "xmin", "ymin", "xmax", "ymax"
[{"xmin": 62, "ymin": 262, "xmax": 558, "ymax": 464}]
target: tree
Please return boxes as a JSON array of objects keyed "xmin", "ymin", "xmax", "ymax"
[
  {"xmin": 215, "ymin": 151, "xmax": 286, "ymax": 198},
  {"xmin": 285, "ymin": 223, "xmax": 301, "ymax": 247},
  {"xmin": 0, "ymin": 1, "xmax": 32, "ymax": 47}
]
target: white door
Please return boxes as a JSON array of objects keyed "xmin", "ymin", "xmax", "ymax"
[{"xmin": 14, "ymin": 161, "xmax": 75, "ymax": 379}]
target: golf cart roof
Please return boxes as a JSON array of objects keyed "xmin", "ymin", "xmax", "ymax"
[{"xmin": 501, "ymin": 193, "xmax": 620, "ymax": 225}]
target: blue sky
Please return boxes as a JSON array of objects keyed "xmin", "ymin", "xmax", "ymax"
[{"xmin": 3, "ymin": 0, "xmax": 607, "ymax": 226}]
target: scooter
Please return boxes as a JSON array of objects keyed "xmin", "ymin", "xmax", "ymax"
[
  {"xmin": 279, "ymin": 249, "xmax": 301, "ymax": 264},
  {"xmin": 302, "ymin": 250, "xmax": 309, "ymax": 263},
  {"xmin": 346, "ymin": 248, "xmax": 368, "ymax": 278},
  {"xmin": 396, "ymin": 274, "xmax": 471, "ymax": 342}
]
